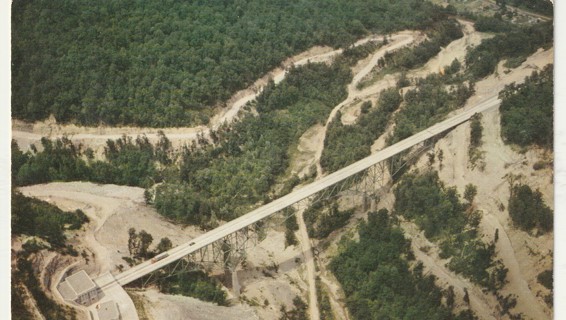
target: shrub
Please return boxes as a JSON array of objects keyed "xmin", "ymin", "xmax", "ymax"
[
  {"xmin": 537, "ymin": 269, "xmax": 553, "ymax": 290},
  {"xmin": 508, "ymin": 183, "xmax": 553, "ymax": 233}
]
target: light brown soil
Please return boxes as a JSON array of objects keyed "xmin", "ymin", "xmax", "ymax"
[
  {"xmin": 139, "ymin": 289, "xmax": 258, "ymax": 320},
  {"xmin": 295, "ymin": 207, "xmax": 319, "ymax": 320},
  {"xmin": 289, "ymin": 124, "xmax": 324, "ymax": 178},
  {"xmin": 234, "ymin": 227, "xmax": 308, "ymax": 320}
]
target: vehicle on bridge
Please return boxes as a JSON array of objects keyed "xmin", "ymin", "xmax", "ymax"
[{"xmin": 151, "ymin": 252, "xmax": 169, "ymax": 263}]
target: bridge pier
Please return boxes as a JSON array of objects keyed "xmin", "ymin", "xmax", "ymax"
[{"xmin": 231, "ymin": 268, "xmax": 241, "ymax": 298}]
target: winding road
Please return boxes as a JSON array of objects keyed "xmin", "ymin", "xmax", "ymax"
[{"xmin": 11, "ymin": 32, "xmax": 415, "ymax": 157}]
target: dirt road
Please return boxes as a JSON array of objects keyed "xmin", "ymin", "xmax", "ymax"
[
  {"xmin": 296, "ymin": 207, "xmax": 319, "ymax": 320},
  {"xmin": 312, "ymin": 31, "xmax": 419, "ymax": 176},
  {"xmin": 11, "ymin": 34, "xmax": 404, "ymax": 156}
]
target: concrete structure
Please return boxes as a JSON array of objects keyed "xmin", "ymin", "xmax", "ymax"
[
  {"xmin": 97, "ymin": 301, "xmax": 120, "ymax": 320},
  {"xmin": 91, "ymin": 273, "xmax": 139, "ymax": 320},
  {"xmin": 58, "ymin": 270, "xmax": 99, "ymax": 305}
]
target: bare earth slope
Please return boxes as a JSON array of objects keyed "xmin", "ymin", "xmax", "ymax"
[{"xmin": 408, "ymin": 48, "xmax": 554, "ymax": 320}]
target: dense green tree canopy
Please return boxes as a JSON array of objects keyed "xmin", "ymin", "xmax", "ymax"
[
  {"xmin": 394, "ymin": 171, "xmax": 506, "ymax": 289},
  {"xmin": 466, "ymin": 21, "xmax": 552, "ymax": 79},
  {"xmin": 387, "ymin": 73, "xmax": 474, "ymax": 146},
  {"xmin": 508, "ymin": 183, "xmax": 553, "ymax": 232},
  {"xmin": 157, "ymin": 270, "xmax": 227, "ymax": 306},
  {"xmin": 12, "ymin": 132, "xmax": 172, "ymax": 188},
  {"xmin": 321, "ymin": 88, "xmax": 402, "ymax": 173},
  {"xmin": 12, "ymin": 191, "xmax": 89, "ymax": 248},
  {"xmin": 330, "ymin": 209, "xmax": 473, "ymax": 319},
  {"xmin": 12, "ymin": 0, "xmax": 450, "ymax": 127},
  {"xmin": 506, "ymin": 0, "xmax": 553, "ymax": 16},
  {"xmin": 394, "ymin": 171, "xmax": 466, "ymax": 239},
  {"xmin": 499, "ymin": 65, "xmax": 553, "ymax": 148},
  {"xmin": 156, "ymin": 62, "xmax": 351, "ymax": 224}
]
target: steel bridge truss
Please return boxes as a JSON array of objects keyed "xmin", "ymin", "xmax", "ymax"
[{"xmin": 137, "ymin": 223, "xmax": 261, "ymax": 288}]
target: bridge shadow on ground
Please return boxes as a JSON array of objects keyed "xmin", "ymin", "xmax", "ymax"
[{"xmin": 224, "ymin": 247, "xmax": 315, "ymax": 292}]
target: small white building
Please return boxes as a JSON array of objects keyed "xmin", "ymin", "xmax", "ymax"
[
  {"xmin": 97, "ymin": 300, "xmax": 120, "ymax": 320},
  {"xmin": 57, "ymin": 270, "xmax": 99, "ymax": 305}
]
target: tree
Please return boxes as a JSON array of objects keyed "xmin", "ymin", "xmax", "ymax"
[
  {"xmin": 470, "ymin": 114, "xmax": 483, "ymax": 148},
  {"xmin": 128, "ymin": 228, "xmax": 137, "ymax": 257},
  {"xmin": 446, "ymin": 285, "xmax": 455, "ymax": 308},
  {"xmin": 11, "ymin": 140, "xmax": 29, "ymax": 184},
  {"xmin": 12, "ymin": 0, "xmax": 455, "ymax": 127},
  {"xmin": 537, "ymin": 269, "xmax": 553, "ymax": 290},
  {"xmin": 156, "ymin": 237, "xmax": 173, "ymax": 254},
  {"xmin": 464, "ymin": 184, "xmax": 478, "ymax": 204},
  {"xmin": 499, "ymin": 65, "xmax": 553, "ymax": 149},
  {"xmin": 138, "ymin": 230, "xmax": 154, "ymax": 259},
  {"xmin": 508, "ymin": 183, "xmax": 553, "ymax": 233},
  {"xmin": 127, "ymin": 228, "xmax": 154, "ymax": 259},
  {"xmin": 12, "ymin": 191, "xmax": 89, "ymax": 250},
  {"xmin": 329, "ymin": 209, "xmax": 457, "ymax": 319},
  {"xmin": 155, "ymin": 130, "xmax": 173, "ymax": 165}
]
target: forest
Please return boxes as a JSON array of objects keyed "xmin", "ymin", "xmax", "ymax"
[
  {"xmin": 11, "ymin": 60, "xmax": 354, "ymax": 227},
  {"xmin": 304, "ymin": 201, "xmax": 354, "ymax": 239},
  {"xmin": 320, "ymin": 88, "xmax": 402, "ymax": 173},
  {"xmin": 157, "ymin": 270, "xmax": 228, "ymax": 306},
  {"xmin": 357, "ymin": 19, "xmax": 463, "ymax": 89},
  {"xmin": 330, "ymin": 209, "xmax": 477, "ymax": 320},
  {"xmin": 12, "ymin": 132, "xmax": 173, "ymax": 188},
  {"xmin": 504, "ymin": 0, "xmax": 553, "ymax": 16},
  {"xmin": 11, "ymin": 191, "xmax": 89, "ymax": 250},
  {"xmin": 12, "ymin": 0, "xmax": 451, "ymax": 127},
  {"xmin": 13, "ymin": 258, "xmax": 78, "ymax": 320},
  {"xmin": 378, "ymin": 19, "xmax": 463, "ymax": 71},
  {"xmin": 499, "ymin": 64, "xmax": 553, "ymax": 148},
  {"xmin": 393, "ymin": 171, "xmax": 507, "ymax": 290},
  {"xmin": 153, "ymin": 62, "xmax": 352, "ymax": 225},
  {"xmin": 322, "ymin": 41, "xmax": 470, "ymax": 175},
  {"xmin": 10, "ymin": 0, "xmax": 556, "ymax": 318},
  {"xmin": 387, "ymin": 71, "xmax": 474, "ymax": 146},
  {"xmin": 465, "ymin": 21, "xmax": 553, "ymax": 79}
]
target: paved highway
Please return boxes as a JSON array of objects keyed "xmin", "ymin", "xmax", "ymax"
[{"xmin": 96, "ymin": 95, "xmax": 501, "ymax": 288}]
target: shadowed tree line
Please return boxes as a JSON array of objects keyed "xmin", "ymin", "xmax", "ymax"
[{"xmin": 12, "ymin": 191, "xmax": 89, "ymax": 250}]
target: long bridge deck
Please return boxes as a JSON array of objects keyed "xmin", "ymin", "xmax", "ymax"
[{"xmin": 96, "ymin": 95, "xmax": 500, "ymax": 288}]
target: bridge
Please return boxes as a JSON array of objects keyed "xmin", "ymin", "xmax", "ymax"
[{"xmin": 94, "ymin": 94, "xmax": 500, "ymax": 291}]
